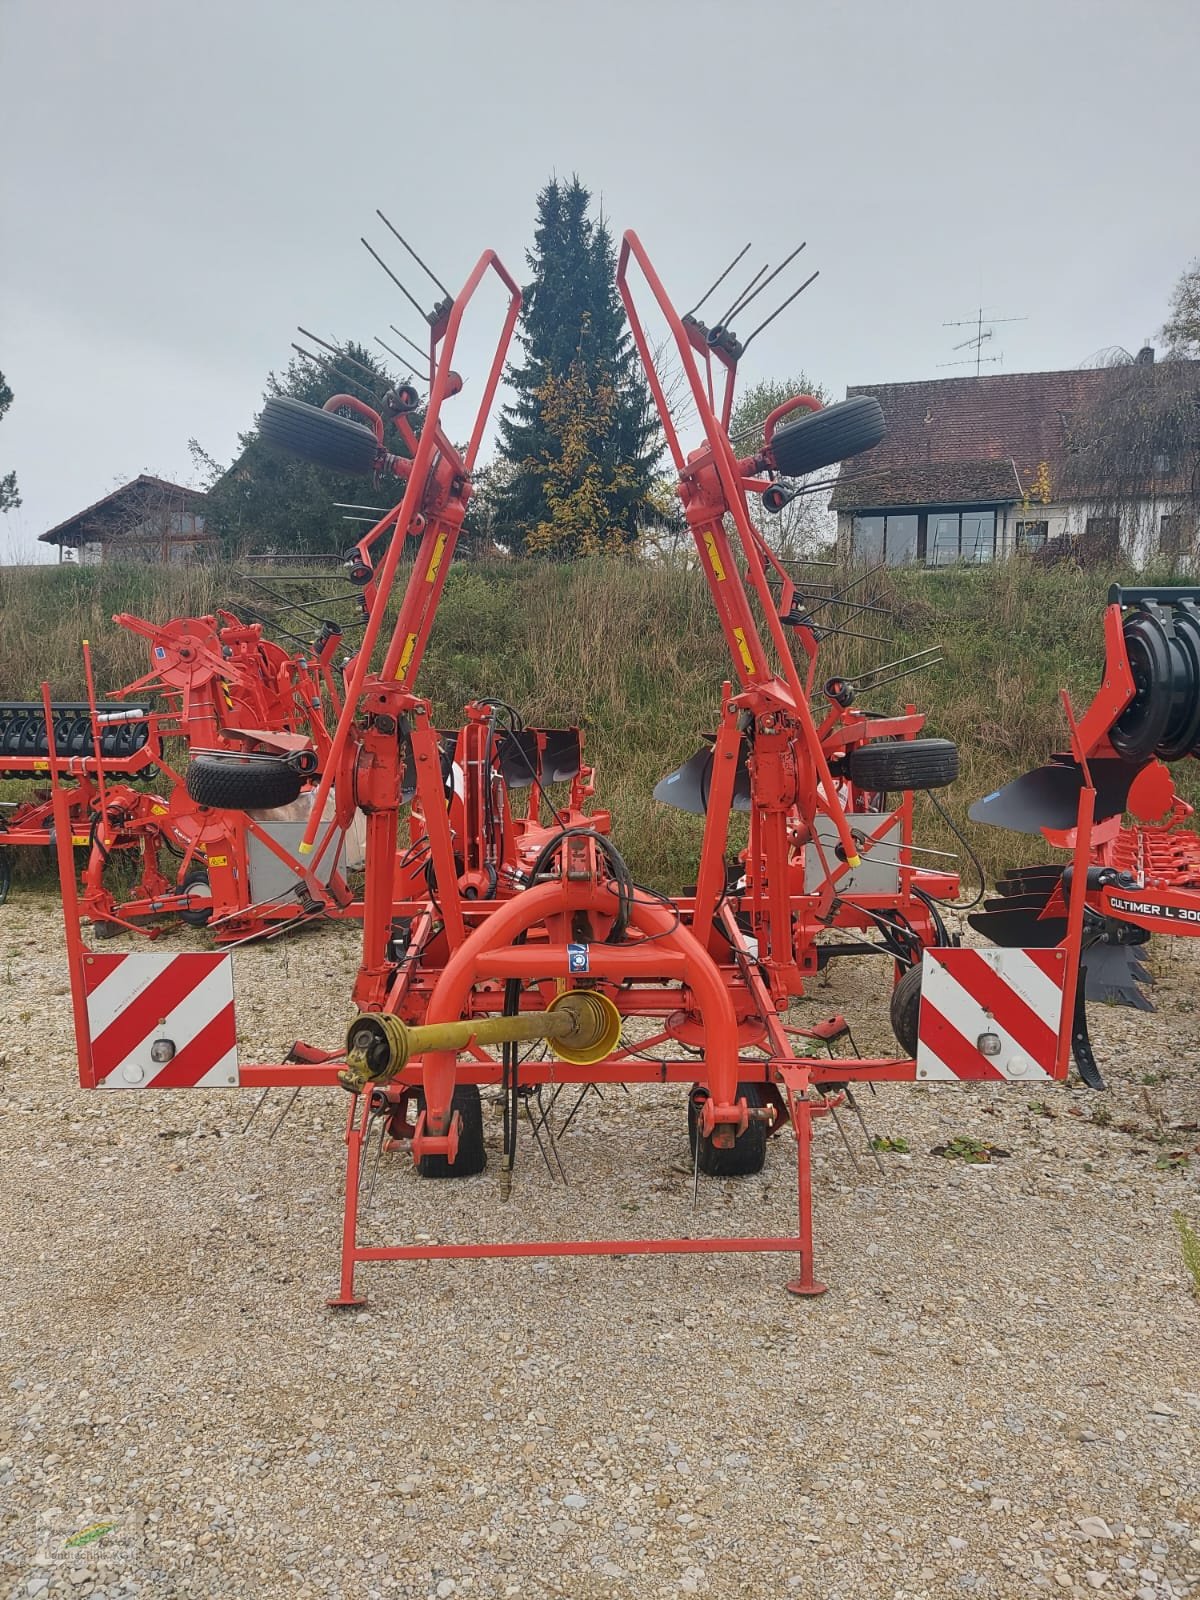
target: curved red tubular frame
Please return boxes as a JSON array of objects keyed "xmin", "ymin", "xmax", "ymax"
[
  {"xmin": 411, "ymin": 880, "xmax": 744, "ymax": 1143},
  {"xmin": 615, "ymin": 230, "xmax": 862, "ymax": 874},
  {"xmin": 297, "ymin": 251, "xmax": 522, "ymax": 859}
]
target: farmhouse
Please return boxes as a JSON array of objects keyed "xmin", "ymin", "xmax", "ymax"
[
  {"xmin": 831, "ymin": 352, "xmax": 1198, "ymax": 566},
  {"xmin": 38, "ymin": 475, "xmax": 213, "ymax": 564}
]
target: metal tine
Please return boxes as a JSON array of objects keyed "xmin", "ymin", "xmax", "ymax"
[
  {"xmin": 684, "ymin": 241, "xmax": 752, "ymax": 320},
  {"xmin": 844, "ymin": 1087, "xmax": 887, "ymax": 1177},
  {"xmin": 389, "ymin": 324, "xmax": 434, "ymax": 363},
  {"xmin": 241, "ymin": 1088, "xmax": 271, "ymax": 1135},
  {"xmin": 713, "ymin": 264, "xmax": 769, "ymax": 333},
  {"xmin": 373, "ymin": 335, "xmax": 429, "ymax": 383},
  {"xmin": 854, "ymin": 659, "xmax": 942, "ymax": 694},
  {"xmin": 375, "ymin": 210, "xmax": 452, "ymax": 300},
  {"xmin": 799, "ymin": 593, "xmax": 895, "ymax": 620},
  {"xmin": 725, "ymin": 242, "xmax": 807, "ymax": 323},
  {"xmin": 827, "ymin": 1103, "xmax": 863, "ymax": 1172},
  {"xmin": 297, "ymin": 328, "xmax": 391, "ymax": 391},
  {"xmin": 523, "ymin": 1093, "xmax": 566, "ymax": 1184},
  {"xmin": 363, "ymin": 1114, "xmax": 388, "ymax": 1212},
  {"xmin": 856, "ymin": 646, "xmax": 942, "ymax": 681},
  {"xmin": 808, "ymin": 622, "xmax": 894, "ymax": 646},
  {"xmin": 361, "ymin": 236, "xmax": 431, "ymax": 323},
  {"xmin": 692, "ymin": 1118, "xmax": 702, "ymax": 1211},
  {"xmin": 292, "ymin": 346, "xmax": 382, "ymax": 406},
  {"xmin": 537, "ymin": 1086, "xmax": 570, "ymax": 1184},
  {"xmin": 555, "ymin": 1082, "xmax": 599, "ymax": 1140},
  {"xmin": 741, "ymin": 269, "xmax": 821, "ymax": 351},
  {"xmin": 856, "ymin": 840, "xmax": 960, "ymax": 861},
  {"xmin": 267, "ymin": 1085, "xmax": 302, "ymax": 1141}
]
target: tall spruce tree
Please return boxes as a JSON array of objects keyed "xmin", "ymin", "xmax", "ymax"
[{"xmin": 494, "ymin": 177, "xmax": 661, "ymax": 555}]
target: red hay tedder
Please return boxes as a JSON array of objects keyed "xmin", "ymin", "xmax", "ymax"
[{"xmin": 39, "ymin": 231, "xmax": 1105, "ymax": 1306}]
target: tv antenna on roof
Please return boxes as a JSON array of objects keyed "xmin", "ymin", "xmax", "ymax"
[{"xmin": 939, "ymin": 306, "xmax": 1027, "ymax": 377}]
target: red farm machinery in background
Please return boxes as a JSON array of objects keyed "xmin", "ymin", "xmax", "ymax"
[
  {"xmin": 42, "ymin": 227, "xmax": 1096, "ymax": 1307},
  {"xmin": 969, "ymin": 583, "xmax": 1200, "ymax": 1083}
]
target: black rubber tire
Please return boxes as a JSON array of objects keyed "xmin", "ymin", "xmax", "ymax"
[
  {"xmin": 689, "ymin": 1083, "xmax": 768, "ymax": 1177},
  {"xmin": 259, "ymin": 396, "xmax": 380, "ymax": 475},
  {"xmin": 1110, "ymin": 610, "xmax": 1173, "ymax": 762},
  {"xmin": 847, "ymin": 736, "xmax": 958, "ymax": 792},
  {"xmin": 890, "ymin": 961, "xmax": 923, "ymax": 1057},
  {"xmin": 769, "ymin": 396, "xmax": 886, "ymax": 478},
  {"xmin": 185, "ymin": 753, "xmax": 303, "ymax": 811},
  {"xmin": 416, "ymin": 1084, "xmax": 487, "ymax": 1178},
  {"xmin": 179, "ymin": 867, "xmax": 212, "ymax": 928}
]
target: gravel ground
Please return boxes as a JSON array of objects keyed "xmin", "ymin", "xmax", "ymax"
[{"xmin": 0, "ymin": 891, "xmax": 1198, "ymax": 1600}]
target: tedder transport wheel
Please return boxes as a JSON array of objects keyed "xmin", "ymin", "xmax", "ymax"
[
  {"xmin": 770, "ymin": 395, "xmax": 886, "ymax": 478},
  {"xmin": 185, "ymin": 753, "xmax": 304, "ymax": 811},
  {"xmin": 889, "ymin": 961, "xmax": 923, "ymax": 1058},
  {"xmin": 179, "ymin": 867, "xmax": 212, "ymax": 928},
  {"xmin": 847, "ymin": 736, "xmax": 958, "ymax": 792},
  {"xmin": 689, "ymin": 1084, "xmax": 768, "ymax": 1177},
  {"xmin": 258, "ymin": 396, "xmax": 380, "ymax": 475},
  {"xmin": 415, "ymin": 1085, "xmax": 487, "ymax": 1178}
]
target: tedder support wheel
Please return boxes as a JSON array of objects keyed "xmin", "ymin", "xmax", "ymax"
[
  {"xmin": 689, "ymin": 1083, "xmax": 768, "ymax": 1177},
  {"xmin": 416, "ymin": 1085, "xmax": 487, "ymax": 1178},
  {"xmin": 890, "ymin": 961, "xmax": 923, "ymax": 1058},
  {"xmin": 769, "ymin": 395, "xmax": 886, "ymax": 479},
  {"xmin": 179, "ymin": 867, "xmax": 213, "ymax": 928},
  {"xmin": 185, "ymin": 753, "xmax": 304, "ymax": 811},
  {"xmin": 846, "ymin": 736, "xmax": 958, "ymax": 792},
  {"xmin": 258, "ymin": 396, "xmax": 380, "ymax": 475}
]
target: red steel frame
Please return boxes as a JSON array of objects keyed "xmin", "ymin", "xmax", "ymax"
[{"xmin": 45, "ymin": 234, "xmax": 1092, "ymax": 1307}]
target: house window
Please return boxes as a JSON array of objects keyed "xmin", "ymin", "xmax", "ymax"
[
  {"xmin": 1016, "ymin": 519, "xmax": 1049, "ymax": 551},
  {"xmin": 850, "ymin": 513, "xmax": 919, "ymax": 566},
  {"xmin": 1083, "ymin": 517, "xmax": 1120, "ymax": 561},
  {"xmin": 927, "ymin": 510, "xmax": 996, "ymax": 565},
  {"xmin": 1160, "ymin": 513, "xmax": 1194, "ymax": 564}
]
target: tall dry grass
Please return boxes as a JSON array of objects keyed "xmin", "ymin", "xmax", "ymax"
[{"xmin": 2, "ymin": 555, "xmax": 1196, "ymax": 889}]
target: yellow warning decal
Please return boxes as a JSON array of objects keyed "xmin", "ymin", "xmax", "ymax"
[
  {"xmin": 702, "ymin": 529, "xmax": 726, "ymax": 582},
  {"xmin": 72, "ymin": 836, "xmax": 90, "ymax": 847},
  {"xmin": 207, "ymin": 854, "xmax": 228, "ymax": 867},
  {"xmin": 731, "ymin": 627, "xmax": 755, "ymax": 674},
  {"xmin": 425, "ymin": 531, "xmax": 448, "ymax": 585},
  {"xmin": 395, "ymin": 633, "xmax": 419, "ymax": 679},
  {"xmin": 34, "ymin": 760, "xmax": 48, "ymax": 771},
  {"xmin": 151, "ymin": 804, "xmax": 167, "ymax": 816}
]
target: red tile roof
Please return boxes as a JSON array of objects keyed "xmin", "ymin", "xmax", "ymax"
[
  {"xmin": 39, "ymin": 475, "xmax": 209, "ymax": 547},
  {"xmin": 828, "ymin": 365, "xmax": 1186, "ymax": 510}
]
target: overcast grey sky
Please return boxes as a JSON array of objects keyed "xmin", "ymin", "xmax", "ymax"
[{"xmin": 1, "ymin": 0, "xmax": 1196, "ymax": 562}]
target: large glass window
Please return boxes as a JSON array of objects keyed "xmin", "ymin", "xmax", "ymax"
[
  {"xmin": 927, "ymin": 510, "xmax": 996, "ymax": 565},
  {"xmin": 851, "ymin": 514, "xmax": 884, "ymax": 564},
  {"xmin": 851, "ymin": 512, "xmax": 919, "ymax": 565},
  {"xmin": 884, "ymin": 514, "xmax": 918, "ymax": 565},
  {"xmin": 960, "ymin": 511, "xmax": 996, "ymax": 563},
  {"xmin": 927, "ymin": 513, "xmax": 960, "ymax": 566}
]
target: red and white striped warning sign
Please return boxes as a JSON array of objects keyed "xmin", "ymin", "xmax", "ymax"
[
  {"xmin": 79, "ymin": 951, "xmax": 238, "ymax": 1090},
  {"xmin": 916, "ymin": 946, "xmax": 1068, "ymax": 1083}
]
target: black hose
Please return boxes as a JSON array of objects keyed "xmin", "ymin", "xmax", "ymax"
[
  {"xmin": 923, "ymin": 791, "xmax": 986, "ymax": 911},
  {"xmin": 526, "ymin": 826, "xmax": 633, "ymax": 942}
]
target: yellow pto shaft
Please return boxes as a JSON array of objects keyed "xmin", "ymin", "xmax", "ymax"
[{"xmin": 339, "ymin": 989, "xmax": 621, "ymax": 1092}]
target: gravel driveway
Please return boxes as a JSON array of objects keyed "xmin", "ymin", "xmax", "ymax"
[{"xmin": 1, "ymin": 893, "xmax": 1197, "ymax": 1600}]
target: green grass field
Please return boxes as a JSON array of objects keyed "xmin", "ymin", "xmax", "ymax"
[{"xmin": 3, "ymin": 554, "xmax": 1197, "ymax": 891}]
